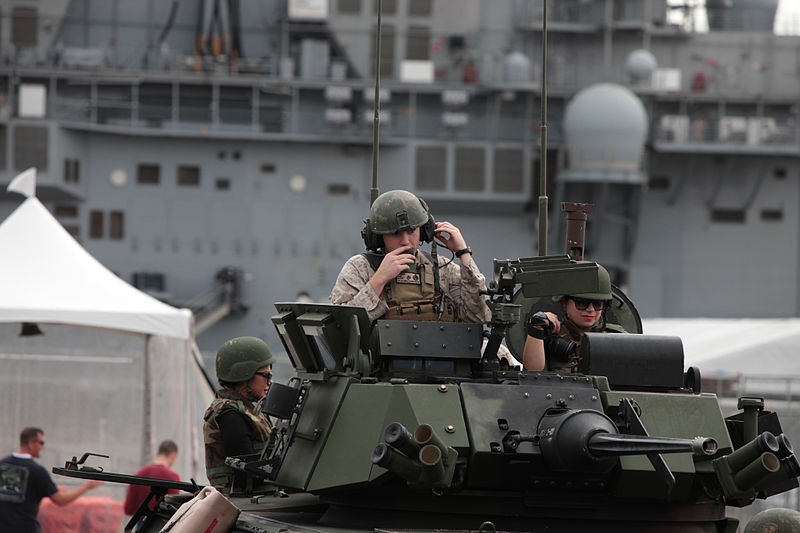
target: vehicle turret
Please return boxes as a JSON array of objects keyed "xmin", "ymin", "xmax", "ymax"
[{"xmin": 195, "ymin": 254, "xmax": 798, "ymax": 532}]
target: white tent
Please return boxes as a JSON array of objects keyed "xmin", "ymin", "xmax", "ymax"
[
  {"xmin": 642, "ymin": 318, "xmax": 800, "ymax": 377},
  {"xmin": 0, "ymin": 169, "xmax": 213, "ymax": 493}
]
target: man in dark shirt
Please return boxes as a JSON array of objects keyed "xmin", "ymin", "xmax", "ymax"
[
  {"xmin": 0, "ymin": 427, "xmax": 102, "ymax": 533},
  {"xmin": 123, "ymin": 439, "xmax": 181, "ymax": 516}
]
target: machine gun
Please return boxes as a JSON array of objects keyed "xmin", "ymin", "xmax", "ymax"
[
  {"xmin": 53, "ymin": 453, "xmax": 202, "ymax": 533},
  {"xmin": 482, "ymin": 255, "xmax": 603, "ymax": 362}
]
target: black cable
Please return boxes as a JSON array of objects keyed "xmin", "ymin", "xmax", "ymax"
[{"xmin": 431, "ymin": 240, "xmax": 455, "ymax": 269}]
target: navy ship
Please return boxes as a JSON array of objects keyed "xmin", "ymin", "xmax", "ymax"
[{"xmin": 0, "ymin": 0, "xmax": 797, "ymax": 359}]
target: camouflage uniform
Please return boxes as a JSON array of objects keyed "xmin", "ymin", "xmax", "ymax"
[
  {"xmin": 329, "ymin": 251, "xmax": 490, "ymax": 324},
  {"xmin": 203, "ymin": 389, "xmax": 271, "ymax": 493},
  {"xmin": 744, "ymin": 508, "xmax": 800, "ymax": 533}
]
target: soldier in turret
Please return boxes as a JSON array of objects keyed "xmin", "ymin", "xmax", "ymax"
[
  {"xmin": 329, "ymin": 189, "xmax": 490, "ymax": 324},
  {"xmin": 523, "ymin": 264, "xmax": 625, "ymax": 372},
  {"xmin": 203, "ymin": 336, "xmax": 274, "ymax": 494}
]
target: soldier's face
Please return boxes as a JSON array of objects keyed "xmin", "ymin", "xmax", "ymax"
[
  {"xmin": 249, "ymin": 364, "xmax": 273, "ymax": 400},
  {"xmin": 383, "ymin": 228, "xmax": 420, "ymax": 253},
  {"xmin": 565, "ymin": 298, "xmax": 601, "ymax": 331}
]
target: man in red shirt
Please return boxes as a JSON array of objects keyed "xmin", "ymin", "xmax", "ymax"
[{"xmin": 123, "ymin": 440, "xmax": 180, "ymax": 516}]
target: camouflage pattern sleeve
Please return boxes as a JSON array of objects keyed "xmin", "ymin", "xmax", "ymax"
[
  {"xmin": 329, "ymin": 255, "xmax": 390, "ymax": 322},
  {"xmin": 438, "ymin": 256, "xmax": 490, "ymax": 323}
]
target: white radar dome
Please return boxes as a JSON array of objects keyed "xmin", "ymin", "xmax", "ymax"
[
  {"xmin": 503, "ymin": 51, "xmax": 531, "ymax": 83},
  {"xmin": 563, "ymin": 83, "xmax": 648, "ymax": 181},
  {"xmin": 626, "ymin": 49, "xmax": 657, "ymax": 84}
]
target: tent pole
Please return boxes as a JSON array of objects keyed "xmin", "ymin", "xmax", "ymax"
[{"xmin": 141, "ymin": 334, "xmax": 153, "ymax": 468}]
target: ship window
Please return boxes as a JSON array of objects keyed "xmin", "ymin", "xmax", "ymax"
[
  {"xmin": 14, "ymin": 126, "xmax": 48, "ymax": 171},
  {"xmin": 64, "ymin": 158, "xmax": 80, "ymax": 183},
  {"xmin": 177, "ymin": 165, "xmax": 200, "ymax": 186},
  {"xmin": 327, "ymin": 183, "xmax": 350, "ymax": 196},
  {"xmin": 261, "ymin": 163, "xmax": 276, "ymax": 173},
  {"xmin": 89, "ymin": 211, "xmax": 104, "ymax": 239},
  {"xmin": 774, "ymin": 167, "xmax": 787, "ymax": 179},
  {"xmin": 406, "ymin": 26, "xmax": 430, "ymax": 61},
  {"xmin": 338, "ymin": 0, "xmax": 361, "ymax": 14},
  {"xmin": 132, "ymin": 272, "xmax": 165, "ymax": 292},
  {"xmin": 63, "ymin": 225, "xmax": 80, "ymax": 240},
  {"xmin": 493, "ymin": 148, "xmax": 523, "ymax": 193},
  {"xmin": 408, "ymin": 0, "xmax": 432, "ymax": 17},
  {"xmin": 12, "ymin": 7, "xmax": 37, "ymax": 48},
  {"xmin": 415, "ymin": 146, "xmax": 446, "ymax": 191},
  {"xmin": 55, "ymin": 205, "xmax": 78, "ymax": 218},
  {"xmin": 761, "ymin": 208, "xmax": 783, "ymax": 221},
  {"xmin": 217, "ymin": 150, "xmax": 226, "ymax": 160},
  {"xmin": 215, "ymin": 177, "xmax": 231, "ymax": 190},
  {"xmin": 374, "ymin": 0, "xmax": 396, "ymax": 14},
  {"xmin": 371, "ymin": 24, "xmax": 395, "ymax": 77},
  {"xmin": 109, "ymin": 211, "xmax": 124, "ymax": 240},
  {"xmin": 649, "ymin": 175, "xmax": 671, "ymax": 190},
  {"xmin": 455, "ymin": 147, "xmax": 485, "ymax": 192},
  {"xmin": 137, "ymin": 164, "xmax": 160, "ymax": 185},
  {"xmin": 711, "ymin": 208, "xmax": 745, "ymax": 224}
]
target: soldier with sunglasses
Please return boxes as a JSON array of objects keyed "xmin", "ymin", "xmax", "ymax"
[
  {"xmin": 203, "ymin": 336, "xmax": 275, "ymax": 493},
  {"xmin": 522, "ymin": 264, "xmax": 625, "ymax": 372}
]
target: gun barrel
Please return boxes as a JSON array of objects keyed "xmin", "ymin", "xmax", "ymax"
[
  {"xmin": 588, "ymin": 433, "xmax": 719, "ymax": 457},
  {"xmin": 371, "ymin": 443, "xmax": 422, "ymax": 482},
  {"xmin": 384, "ymin": 422, "xmax": 420, "ymax": 458}
]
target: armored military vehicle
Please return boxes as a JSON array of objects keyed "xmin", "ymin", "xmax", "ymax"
[
  {"xmin": 51, "ymin": 3, "xmax": 800, "ymax": 531},
  {"xmin": 56, "ymin": 253, "xmax": 800, "ymax": 532}
]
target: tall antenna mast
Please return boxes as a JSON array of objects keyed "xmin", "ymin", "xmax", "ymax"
[
  {"xmin": 369, "ymin": 0, "xmax": 383, "ymax": 206},
  {"xmin": 537, "ymin": 0, "xmax": 548, "ymax": 255}
]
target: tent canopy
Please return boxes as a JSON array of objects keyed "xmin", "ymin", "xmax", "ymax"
[
  {"xmin": 643, "ymin": 318, "xmax": 800, "ymax": 377},
  {"xmin": 0, "ymin": 170, "xmax": 211, "ymax": 487},
  {"xmin": 0, "ymin": 171, "xmax": 191, "ymax": 338}
]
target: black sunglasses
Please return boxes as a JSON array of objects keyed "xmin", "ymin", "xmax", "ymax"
[
  {"xmin": 253, "ymin": 371, "xmax": 273, "ymax": 382},
  {"xmin": 571, "ymin": 297, "xmax": 606, "ymax": 311}
]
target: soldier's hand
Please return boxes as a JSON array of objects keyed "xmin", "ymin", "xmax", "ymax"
[
  {"xmin": 526, "ymin": 311, "xmax": 560, "ymax": 339},
  {"xmin": 433, "ymin": 221, "xmax": 467, "ymax": 252},
  {"xmin": 372, "ymin": 247, "xmax": 416, "ymax": 287}
]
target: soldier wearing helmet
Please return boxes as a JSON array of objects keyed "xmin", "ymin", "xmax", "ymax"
[
  {"xmin": 744, "ymin": 508, "xmax": 800, "ymax": 533},
  {"xmin": 522, "ymin": 263, "xmax": 625, "ymax": 372},
  {"xmin": 329, "ymin": 190, "xmax": 490, "ymax": 325},
  {"xmin": 203, "ymin": 336, "xmax": 275, "ymax": 493}
]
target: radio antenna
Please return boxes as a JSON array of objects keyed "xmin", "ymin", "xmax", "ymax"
[
  {"xmin": 369, "ymin": 0, "xmax": 383, "ymax": 206},
  {"xmin": 537, "ymin": 0, "xmax": 548, "ymax": 255}
]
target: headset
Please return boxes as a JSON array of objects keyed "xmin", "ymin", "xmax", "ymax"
[{"xmin": 361, "ymin": 197, "xmax": 436, "ymax": 251}]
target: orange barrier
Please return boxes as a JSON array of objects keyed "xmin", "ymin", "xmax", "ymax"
[{"xmin": 39, "ymin": 488, "xmax": 124, "ymax": 533}]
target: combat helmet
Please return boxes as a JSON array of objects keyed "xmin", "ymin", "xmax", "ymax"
[
  {"xmin": 362, "ymin": 190, "xmax": 434, "ymax": 250},
  {"xmin": 216, "ymin": 336, "xmax": 275, "ymax": 383},
  {"xmin": 744, "ymin": 508, "xmax": 800, "ymax": 533},
  {"xmin": 552, "ymin": 262, "xmax": 613, "ymax": 302}
]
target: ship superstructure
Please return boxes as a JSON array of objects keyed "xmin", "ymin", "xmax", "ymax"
[{"xmin": 0, "ymin": 0, "xmax": 798, "ymax": 354}]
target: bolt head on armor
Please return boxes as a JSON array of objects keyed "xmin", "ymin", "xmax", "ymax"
[{"xmin": 216, "ymin": 336, "xmax": 275, "ymax": 383}]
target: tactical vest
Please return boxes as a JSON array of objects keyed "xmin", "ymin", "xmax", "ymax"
[
  {"xmin": 203, "ymin": 389, "xmax": 272, "ymax": 493},
  {"xmin": 363, "ymin": 251, "xmax": 456, "ymax": 322}
]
